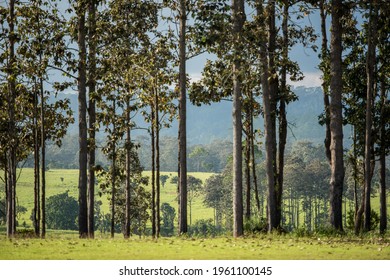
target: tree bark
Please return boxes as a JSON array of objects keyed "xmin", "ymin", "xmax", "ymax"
[
  {"xmin": 6, "ymin": 0, "xmax": 17, "ymax": 239},
  {"xmin": 245, "ymin": 127, "xmax": 251, "ymax": 220},
  {"xmin": 77, "ymin": 2, "xmax": 88, "ymax": 238},
  {"xmin": 155, "ymin": 87, "xmax": 161, "ymax": 238},
  {"xmin": 363, "ymin": 0, "xmax": 378, "ymax": 232},
  {"xmin": 277, "ymin": 0, "xmax": 289, "ymax": 228},
  {"xmin": 87, "ymin": 0, "xmax": 97, "ymax": 239},
  {"xmin": 40, "ymin": 76, "xmax": 46, "ymax": 239},
  {"xmin": 379, "ymin": 77, "xmax": 387, "ymax": 234},
  {"xmin": 319, "ymin": 0, "xmax": 332, "ymax": 164},
  {"xmin": 232, "ymin": 0, "xmax": 245, "ymax": 238},
  {"xmin": 34, "ymin": 80, "xmax": 40, "ymax": 237},
  {"xmin": 124, "ymin": 98, "xmax": 131, "ymax": 239},
  {"xmin": 110, "ymin": 100, "xmax": 116, "ymax": 238},
  {"xmin": 329, "ymin": 0, "xmax": 344, "ymax": 231},
  {"xmin": 151, "ymin": 103, "xmax": 156, "ymax": 237},
  {"xmin": 250, "ymin": 113, "xmax": 261, "ymax": 214},
  {"xmin": 178, "ymin": 0, "xmax": 188, "ymax": 235}
]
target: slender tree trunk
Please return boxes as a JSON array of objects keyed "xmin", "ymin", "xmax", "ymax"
[
  {"xmin": 110, "ymin": 100, "xmax": 116, "ymax": 238},
  {"xmin": 232, "ymin": 0, "xmax": 245, "ymax": 238},
  {"xmin": 178, "ymin": 0, "xmax": 188, "ymax": 234},
  {"xmin": 319, "ymin": 0, "xmax": 332, "ymax": 163},
  {"xmin": 251, "ymin": 114, "xmax": 261, "ymax": 214},
  {"xmin": 7, "ymin": 0, "xmax": 17, "ymax": 239},
  {"xmin": 87, "ymin": 0, "xmax": 97, "ymax": 239},
  {"xmin": 379, "ymin": 78, "xmax": 387, "ymax": 234},
  {"xmin": 329, "ymin": 0, "xmax": 344, "ymax": 232},
  {"xmin": 151, "ymin": 104, "xmax": 156, "ymax": 238},
  {"xmin": 124, "ymin": 98, "xmax": 131, "ymax": 239},
  {"xmin": 34, "ymin": 82, "xmax": 40, "ymax": 237},
  {"xmin": 245, "ymin": 129, "xmax": 251, "ymax": 220},
  {"xmin": 155, "ymin": 88, "xmax": 161, "ymax": 238},
  {"xmin": 363, "ymin": 0, "xmax": 378, "ymax": 232},
  {"xmin": 353, "ymin": 127, "xmax": 359, "ymax": 216},
  {"xmin": 40, "ymin": 76, "xmax": 46, "ymax": 239},
  {"xmin": 277, "ymin": 0, "xmax": 289, "ymax": 227},
  {"xmin": 77, "ymin": 3, "xmax": 88, "ymax": 238}
]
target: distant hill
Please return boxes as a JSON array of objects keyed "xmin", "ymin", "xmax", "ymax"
[{"xmin": 54, "ymin": 86, "xmax": 329, "ymax": 145}]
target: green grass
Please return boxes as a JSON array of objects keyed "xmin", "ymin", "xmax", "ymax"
[
  {"xmin": 0, "ymin": 233, "xmax": 389, "ymax": 260},
  {"xmin": 1, "ymin": 168, "xmax": 214, "ymax": 227}
]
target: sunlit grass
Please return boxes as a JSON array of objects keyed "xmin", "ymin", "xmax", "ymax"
[
  {"xmin": 1, "ymin": 168, "xmax": 215, "ymax": 228},
  {"xmin": 0, "ymin": 232, "xmax": 389, "ymax": 260}
]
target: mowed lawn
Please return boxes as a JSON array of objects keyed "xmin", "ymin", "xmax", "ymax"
[{"xmin": 0, "ymin": 233, "xmax": 389, "ymax": 260}]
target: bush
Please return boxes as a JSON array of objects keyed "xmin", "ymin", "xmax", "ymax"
[
  {"xmin": 161, "ymin": 203, "xmax": 175, "ymax": 237},
  {"xmin": 346, "ymin": 209, "xmax": 380, "ymax": 231},
  {"xmin": 189, "ymin": 219, "xmax": 222, "ymax": 237},
  {"xmin": 244, "ymin": 217, "xmax": 267, "ymax": 234},
  {"xmin": 43, "ymin": 191, "xmax": 78, "ymax": 230}
]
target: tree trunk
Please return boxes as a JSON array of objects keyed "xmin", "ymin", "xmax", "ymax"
[
  {"xmin": 40, "ymin": 76, "xmax": 46, "ymax": 239},
  {"xmin": 110, "ymin": 100, "xmax": 116, "ymax": 238},
  {"xmin": 277, "ymin": 0, "xmax": 289, "ymax": 227},
  {"xmin": 6, "ymin": 0, "xmax": 17, "ymax": 239},
  {"xmin": 178, "ymin": 0, "xmax": 188, "ymax": 235},
  {"xmin": 151, "ymin": 103, "xmax": 156, "ymax": 238},
  {"xmin": 77, "ymin": 3, "xmax": 88, "ymax": 238},
  {"xmin": 319, "ymin": 0, "xmax": 332, "ymax": 163},
  {"xmin": 379, "ymin": 78, "xmax": 387, "ymax": 234},
  {"xmin": 34, "ymin": 80, "xmax": 40, "ymax": 237},
  {"xmin": 251, "ymin": 113, "xmax": 261, "ymax": 214},
  {"xmin": 258, "ymin": 0, "xmax": 278, "ymax": 232},
  {"xmin": 363, "ymin": 0, "xmax": 378, "ymax": 232},
  {"xmin": 245, "ymin": 129, "xmax": 251, "ymax": 220},
  {"xmin": 329, "ymin": 0, "xmax": 344, "ymax": 232},
  {"xmin": 124, "ymin": 98, "xmax": 131, "ymax": 239},
  {"xmin": 87, "ymin": 0, "xmax": 97, "ymax": 239},
  {"xmin": 232, "ymin": 0, "xmax": 245, "ymax": 238},
  {"xmin": 155, "ymin": 88, "xmax": 161, "ymax": 238}
]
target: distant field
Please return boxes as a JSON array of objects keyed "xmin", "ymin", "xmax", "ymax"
[
  {"xmin": 0, "ymin": 232, "xmax": 389, "ymax": 260},
  {"xmin": 0, "ymin": 168, "xmax": 214, "ymax": 228}
]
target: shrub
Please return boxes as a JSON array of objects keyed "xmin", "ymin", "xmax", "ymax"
[{"xmin": 43, "ymin": 191, "xmax": 78, "ymax": 230}]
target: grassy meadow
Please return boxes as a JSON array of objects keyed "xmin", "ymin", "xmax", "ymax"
[
  {"xmin": 2, "ymin": 168, "xmax": 214, "ymax": 228},
  {"xmin": 0, "ymin": 232, "xmax": 389, "ymax": 260},
  {"xmin": 1, "ymin": 168, "xmax": 390, "ymax": 260}
]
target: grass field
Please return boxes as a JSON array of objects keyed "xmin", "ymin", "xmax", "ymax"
[
  {"xmin": 0, "ymin": 232, "xmax": 389, "ymax": 260},
  {"xmin": 1, "ymin": 168, "xmax": 390, "ymax": 260},
  {"xmin": 1, "ymin": 168, "xmax": 214, "ymax": 227}
]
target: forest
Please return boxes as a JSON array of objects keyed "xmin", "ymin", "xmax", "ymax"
[{"xmin": 0, "ymin": 0, "xmax": 389, "ymax": 247}]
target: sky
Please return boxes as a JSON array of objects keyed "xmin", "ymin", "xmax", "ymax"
[{"xmin": 185, "ymin": 3, "xmax": 325, "ymax": 89}]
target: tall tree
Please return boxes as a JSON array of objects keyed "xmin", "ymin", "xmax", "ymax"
[
  {"xmin": 329, "ymin": 0, "xmax": 344, "ymax": 231},
  {"xmin": 231, "ymin": 0, "xmax": 245, "ymax": 237},
  {"xmin": 87, "ymin": 0, "xmax": 97, "ymax": 239},
  {"xmin": 76, "ymin": 0, "xmax": 88, "ymax": 238},
  {"xmin": 178, "ymin": 0, "xmax": 188, "ymax": 235},
  {"xmin": 363, "ymin": 0, "xmax": 378, "ymax": 232},
  {"xmin": 6, "ymin": 0, "xmax": 17, "ymax": 238}
]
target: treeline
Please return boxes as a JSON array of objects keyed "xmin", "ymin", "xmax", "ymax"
[
  {"xmin": 23, "ymin": 135, "xmax": 233, "ymax": 173},
  {"xmin": 1, "ymin": 0, "xmax": 389, "ymax": 239}
]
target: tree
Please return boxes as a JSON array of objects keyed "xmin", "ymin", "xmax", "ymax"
[
  {"xmin": 76, "ymin": 0, "xmax": 89, "ymax": 238},
  {"xmin": 87, "ymin": 0, "xmax": 98, "ymax": 239},
  {"xmin": 161, "ymin": 202, "xmax": 176, "ymax": 236},
  {"xmin": 329, "ymin": 0, "xmax": 345, "ymax": 231},
  {"xmin": 160, "ymin": 175, "xmax": 169, "ymax": 188},
  {"xmin": 363, "ymin": 0, "xmax": 378, "ymax": 232},
  {"xmin": 45, "ymin": 191, "xmax": 78, "ymax": 230},
  {"xmin": 187, "ymin": 175, "xmax": 202, "ymax": 225},
  {"xmin": 178, "ymin": 0, "xmax": 188, "ymax": 235}
]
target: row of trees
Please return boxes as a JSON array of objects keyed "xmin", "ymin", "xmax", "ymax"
[{"xmin": 1, "ymin": 0, "xmax": 389, "ymax": 239}]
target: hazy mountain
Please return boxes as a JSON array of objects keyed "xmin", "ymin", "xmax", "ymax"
[{"xmin": 54, "ymin": 86, "xmax": 328, "ymax": 146}]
